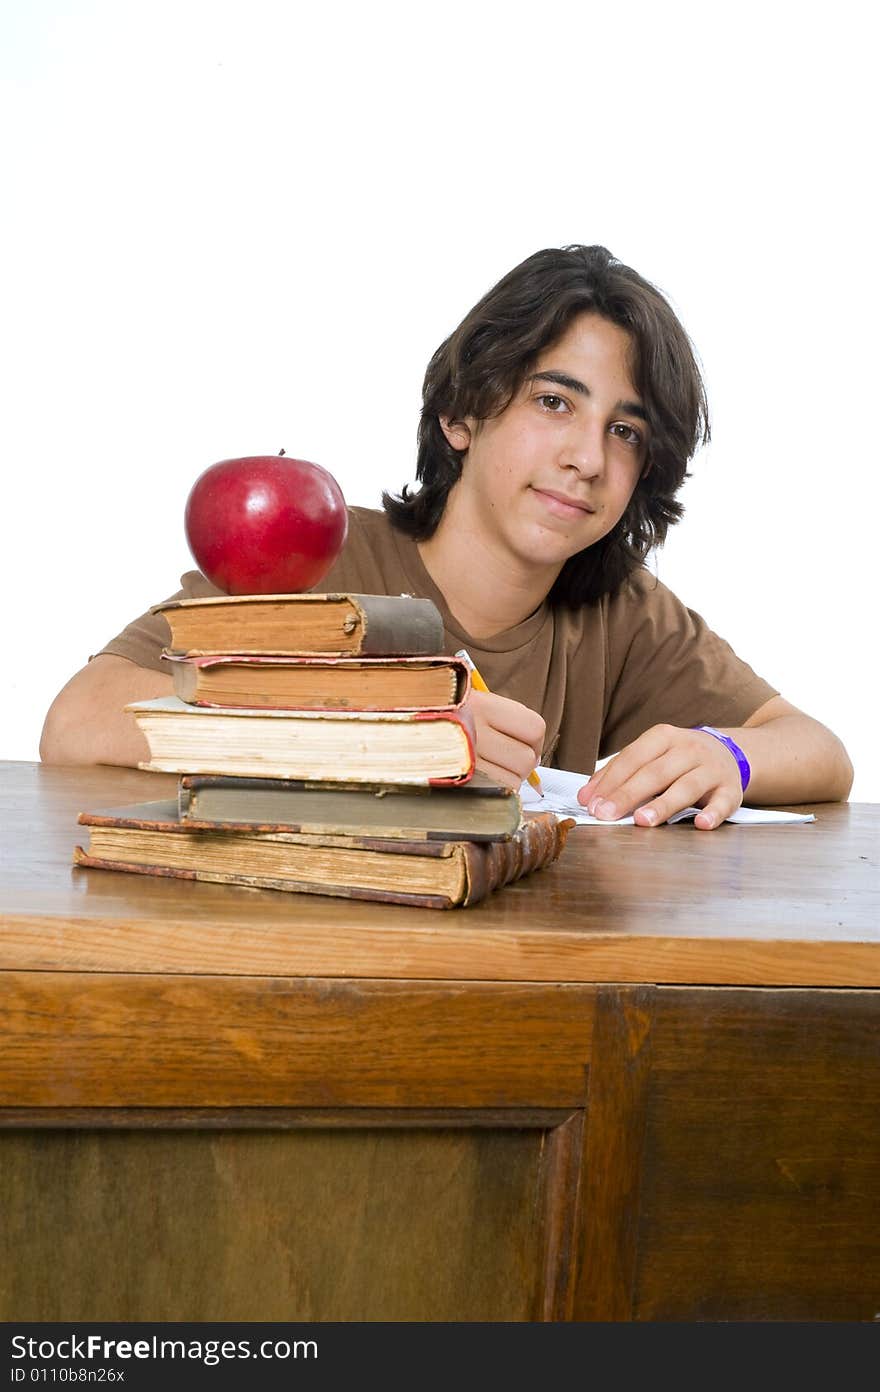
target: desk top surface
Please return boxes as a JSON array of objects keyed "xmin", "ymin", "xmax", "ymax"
[{"xmin": 2, "ymin": 762, "xmax": 877, "ymax": 987}]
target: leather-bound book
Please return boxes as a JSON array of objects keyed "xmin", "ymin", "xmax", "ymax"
[
  {"xmin": 73, "ymin": 805, "xmax": 574, "ymax": 910},
  {"xmin": 177, "ymin": 769, "xmax": 521, "ymax": 842},
  {"xmin": 153, "ymin": 591, "xmax": 444, "ymax": 657},
  {"xmin": 162, "ymin": 652, "xmax": 469, "ymax": 712},
  {"xmin": 125, "ymin": 697, "xmax": 476, "ymax": 785}
]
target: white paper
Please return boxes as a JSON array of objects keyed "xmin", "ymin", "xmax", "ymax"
[{"xmin": 519, "ymin": 765, "xmax": 815, "ymax": 825}]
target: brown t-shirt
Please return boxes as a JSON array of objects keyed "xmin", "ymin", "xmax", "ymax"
[{"xmin": 97, "ymin": 505, "xmax": 778, "ymax": 774}]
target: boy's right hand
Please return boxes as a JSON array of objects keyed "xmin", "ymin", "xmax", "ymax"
[{"xmin": 467, "ymin": 689, "xmax": 546, "ymax": 791}]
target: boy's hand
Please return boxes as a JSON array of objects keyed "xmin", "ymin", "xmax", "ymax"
[
  {"xmin": 467, "ymin": 690, "xmax": 545, "ymax": 791},
  {"xmin": 577, "ymin": 724, "xmax": 745, "ymax": 830}
]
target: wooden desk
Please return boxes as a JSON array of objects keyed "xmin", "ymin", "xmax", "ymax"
[{"xmin": 1, "ymin": 761, "xmax": 878, "ymax": 1321}]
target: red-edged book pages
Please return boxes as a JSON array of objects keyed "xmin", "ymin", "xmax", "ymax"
[
  {"xmin": 161, "ymin": 652, "xmax": 470, "ymax": 712},
  {"xmin": 125, "ymin": 696, "xmax": 476, "ymax": 785}
]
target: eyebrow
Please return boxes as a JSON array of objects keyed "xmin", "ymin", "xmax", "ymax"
[{"xmin": 528, "ymin": 370, "xmax": 649, "ymax": 423}]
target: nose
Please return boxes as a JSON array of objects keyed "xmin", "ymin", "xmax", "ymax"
[{"xmin": 558, "ymin": 417, "xmax": 606, "ymax": 479}]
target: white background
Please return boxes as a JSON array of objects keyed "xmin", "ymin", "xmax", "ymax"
[{"xmin": 2, "ymin": 0, "xmax": 877, "ymax": 799}]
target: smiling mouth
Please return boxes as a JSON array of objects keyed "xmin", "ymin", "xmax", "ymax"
[{"xmin": 531, "ymin": 487, "xmax": 597, "ymax": 516}]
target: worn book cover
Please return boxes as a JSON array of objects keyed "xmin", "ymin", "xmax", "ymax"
[
  {"xmin": 73, "ymin": 805, "xmax": 573, "ymax": 909},
  {"xmin": 152, "ymin": 591, "xmax": 444, "ymax": 656},
  {"xmin": 162, "ymin": 652, "xmax": 470, "ymax": 711},
  {"xmin": 125, "ymin": 696, "xmax": 476, "ymax": 784},
  {"xmin": 178, "ymin": 770, "xmax": 521, "ymax": 840}
]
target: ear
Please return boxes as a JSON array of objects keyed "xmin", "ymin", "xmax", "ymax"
[{"xmin": 439, "ymin": 415, "xmax": 471, "ymax": 452}]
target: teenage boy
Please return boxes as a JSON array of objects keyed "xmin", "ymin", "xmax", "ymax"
[{"xmin": 40, "ymin": 245, "xmax": 853, "ymax": 827}]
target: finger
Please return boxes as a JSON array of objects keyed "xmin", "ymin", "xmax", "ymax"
[
  {"xmin": 581, "ymin": 725, "xmax": 679, "ymax": 810},
  {"xmin": 470, "ymin": 690, "xmax": 546, "ymax": 752},
  {"xmin": 578, "ymin": 755, "xmax": 618, "ymax": 805},
  {"xmin": 632, "ymin": 769, "xmax": 728, "ymax": 827},
  {"xmin": 474, "ymin": 756, "xmax": 524, "ymax": 792},
  {"xmin": 693, "ymin": 788, "xmax": 744, "ymax": 831},
  {"xmin": 578, "ymin": 745, "xmax": 644, "ymax": 805},
  {"xmin": 478, "ymin": 727, "xmax": 542, "ymax": 784},
  {"xmin": 591, "ymin": 748, "xmax": 695, "ymax": 820}
]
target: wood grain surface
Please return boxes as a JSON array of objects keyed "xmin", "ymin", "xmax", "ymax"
[
  {"xmin": 2, "ymin": 764, "xmax": 879, "ymax": 1322},
  {"xmin": 2, "ymin": 762, "xmax": 878, "ymax": 985},
  {"xmin": 0, "ymin": 974, "xmax": 595, "ymax": 1108},
  {"xmin": 632, "ymin": 986, "xmax": 880, "ymax": 1321},
  {"xmin": 570, "ymin": 986, "xmax": 655, "ymax": 1319},
  {"xmin": 0, "ymin": 1125, "xmax": 550, "ymax": 1320}
]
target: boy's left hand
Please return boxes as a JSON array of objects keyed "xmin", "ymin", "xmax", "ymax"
[{"xmin": 577, "ymin": 724, "xmax": 745, "ymax": 830}]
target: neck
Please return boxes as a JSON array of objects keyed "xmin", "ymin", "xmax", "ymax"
[{"xmin": 417, "ymin": 496, "xmax": 559, "ymax": 640}]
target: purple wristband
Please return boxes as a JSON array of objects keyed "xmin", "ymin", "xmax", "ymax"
[{"xmin": 692, "ymin": 725, "xmax": 751, "ymax": 793}]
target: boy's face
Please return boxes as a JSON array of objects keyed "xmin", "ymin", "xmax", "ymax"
[{"xmin": 439, "ymin": 311, "xmax": 649, "ymax": 580}]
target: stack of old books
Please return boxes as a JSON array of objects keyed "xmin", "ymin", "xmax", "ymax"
[{"xmin": 74, "ymin": 591, "xmax": 571, "ymax": 908}]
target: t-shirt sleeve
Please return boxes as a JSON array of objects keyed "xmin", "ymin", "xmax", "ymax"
[
  {"xmin": 91, "ymin": 570, "xmax": 223, "ymax": 674},
  {"xmin": 600, "ymin": 570, "xmax": 779, "ymax": 757}
]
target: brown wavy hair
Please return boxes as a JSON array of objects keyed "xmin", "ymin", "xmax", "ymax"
[{"xmin": 383, "ymin": 244, "xmax": 710, "ymax": 605}]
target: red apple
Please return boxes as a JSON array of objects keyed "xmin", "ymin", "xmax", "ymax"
[{"xmin": 184, "ymin": 454, "xmax": 349, "ymax": 595}]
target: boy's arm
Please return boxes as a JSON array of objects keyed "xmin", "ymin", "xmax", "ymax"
[
  {"xmin": 40, "ymin": 658, "xmax": 547, "ymax": 782},
  {"xmin": 39, "ymin": 654, "xmax": 174, "ymax": 768},
  {"xmin": 721, "ymin": 694, "xmax": 854, "ymax": 805},
  {"xmin": 578, "ymin": 695, "xmax": 854, "ymax": 829}
]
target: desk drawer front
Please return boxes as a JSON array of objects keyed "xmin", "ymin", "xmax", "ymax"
[{"xmin": 0, "ymin": 973, "xmax": 595, "ymax": 1109}]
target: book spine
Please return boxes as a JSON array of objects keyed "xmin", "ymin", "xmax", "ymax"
[
  {"xmin": 353, "ymin": 594, "xmax": 445, "ymax": 655},
  {"xmin": 459, "ymin": 813, "xmax": 574, "ymax": 906}
]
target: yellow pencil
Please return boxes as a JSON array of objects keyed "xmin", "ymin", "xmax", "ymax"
[{"xmin": 454, "ymin": 649, "xmax": 544, "ymax": 796}]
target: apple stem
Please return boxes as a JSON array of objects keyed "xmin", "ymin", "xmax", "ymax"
[{"xmin": 279, "ymin": 448, "xmax": 286, "ymax": 455}]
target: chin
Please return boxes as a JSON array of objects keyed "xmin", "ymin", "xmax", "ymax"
[
  {"xmin": 515, "ymin": 534, "xmax": 583, "ymax": 573},
  {"xmin": 533, "ymin": 519, "xmax": 601, "ymax": 556}
]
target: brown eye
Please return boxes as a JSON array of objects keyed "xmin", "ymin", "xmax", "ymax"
[
  {"xmin": 538, "ymin": 394, "xmax": 567, "ymax": 412},
  {"xmin": 610, "ymin": 422, "xmax": 642, "ymax": 446}
]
